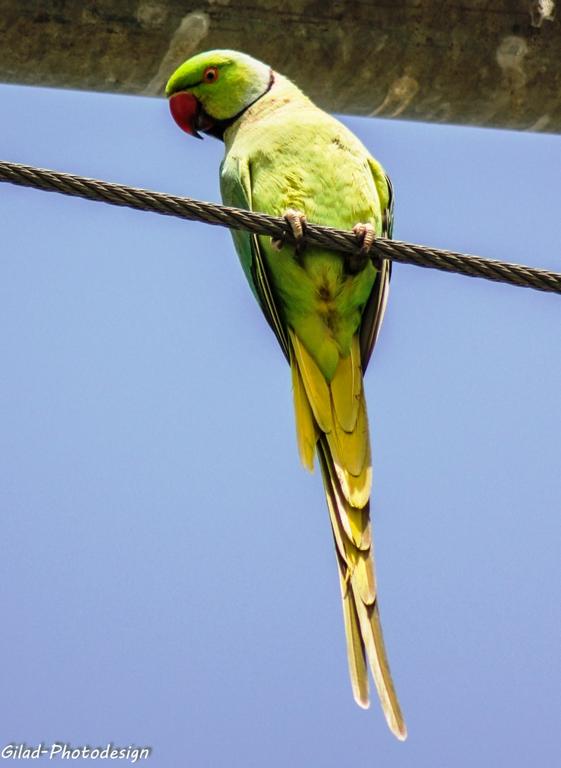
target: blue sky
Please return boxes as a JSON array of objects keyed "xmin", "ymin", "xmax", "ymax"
[{"xmin": 1, "ymin": 82, "xmax": 560, "ymax": 767}]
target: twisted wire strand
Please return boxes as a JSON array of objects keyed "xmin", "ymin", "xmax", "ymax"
[{"xmin": 1, "ymin": 159, "xmax": 559, "ymax": 295}]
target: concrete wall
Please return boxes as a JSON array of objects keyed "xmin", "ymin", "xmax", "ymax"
[{"xmin": 1, "ymin": 0, "xmax": 559, "ymax": 132}]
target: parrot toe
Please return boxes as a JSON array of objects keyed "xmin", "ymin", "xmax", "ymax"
[
  {"xmin": 347, "ymin": 222, "xmax": 376, "ymax": 274},
  {"xmin": 272, "ymin": 208, "xmax": 308, "ymax": 254}
]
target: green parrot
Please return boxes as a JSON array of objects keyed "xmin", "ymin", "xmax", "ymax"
[{"xmin": 166, "ymin": 50, "xmax": 406, "ymax": 740}]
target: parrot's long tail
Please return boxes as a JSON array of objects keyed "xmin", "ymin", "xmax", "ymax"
[{"xmin": 288, "ymin": 328, "xmax": 407, "ymax": 741}]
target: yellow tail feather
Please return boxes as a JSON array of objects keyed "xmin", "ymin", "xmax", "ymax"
[
  {"xmin": 335, "ymin": 548, "xmax": 369, "ymax": 709},
  {"xmin": 290, "ymin": 329, "xmax": 406, "ymax": 740},
  {"xmin": 289, "ymin": 329, "xmax": 332, "ymax": 433},
  {"xmin": 290, "ymin": 345, "xmax": 318, "ymax": 471},
  {"xmin": 330, "ymin": 335, "xmax": 361, "ymax": 431}
]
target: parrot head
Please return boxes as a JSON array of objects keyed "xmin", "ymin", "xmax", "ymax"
[{"xmin": 165, "ymin": 50, "xmax": 273, "ymax": 140}]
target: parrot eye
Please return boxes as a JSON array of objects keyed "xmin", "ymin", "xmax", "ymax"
[{"xmin": 203, "ymin": 67, "xmax": 219, "ymax": 84}]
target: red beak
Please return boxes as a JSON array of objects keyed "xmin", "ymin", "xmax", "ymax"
[
  {"xmin": 169, "ymin": 92, "xmax": 204, "ymax": 138},
  {"xmin": 169, "ymin": 91, "xmax": 214, "ymax": 139}
]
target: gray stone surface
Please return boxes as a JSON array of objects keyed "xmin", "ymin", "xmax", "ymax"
[{"xmin": 1, "ymin": 0, "xmax": 559, "ymax": 132}]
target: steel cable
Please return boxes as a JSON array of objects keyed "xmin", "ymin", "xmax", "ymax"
[{"xmin": 1, "ymin": 159, "xmax": 559, "ymax": 295}]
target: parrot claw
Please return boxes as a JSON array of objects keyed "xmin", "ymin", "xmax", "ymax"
[
  {"xmin": 347, "ymin": 222, "xmax": 376, "ymax": 274},
  {"xmin": 272, "ymin": 209, "xmax": 308, "ymax": 254}
]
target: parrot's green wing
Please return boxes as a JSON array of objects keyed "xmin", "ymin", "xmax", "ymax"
[
  {"xmin": 222, "ymin": 154, "xmax": 393, "ymax": 371},
  {"xmin": 359, "ymin": 169, "xmax": 394, "ymax": 372},
  {"xmin": 220, "ymin": 156, "xmax": 289, "ymax": 359}
]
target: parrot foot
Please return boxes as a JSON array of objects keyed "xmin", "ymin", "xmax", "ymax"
[
  {"xmin": 347, "ymin": 222, "xmax": 376, "ymax": 274},
  {"xmin": 272, "ymin": 209, "xmax": 307, "ymax": 255}
]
